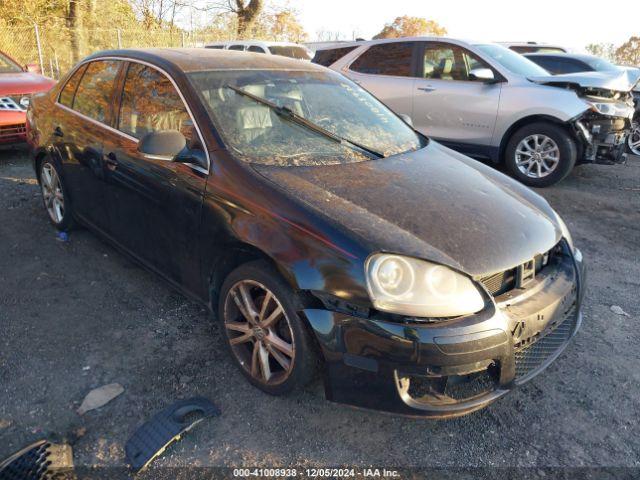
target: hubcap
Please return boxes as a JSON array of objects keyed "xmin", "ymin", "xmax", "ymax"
[
  {"xmin": 628, "ymin": 123, "xmax": 640, "ymax": 156},
  {"xmin": 515, "ymin": 134, "xmax": 560, "ymax": 179},
  {"xmin": 40, "ymin": 163, "xmax": 65, "ymax": 224},
  {"xmin": 223, "ymin": 280, "xmax": 295, "ymax": 385}
]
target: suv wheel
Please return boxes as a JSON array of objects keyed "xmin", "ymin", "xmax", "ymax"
[
  {"xmin": 39, "ymin": 157, "xmax": 75, "ymax": 230},
  {"xmin": 628, "ymin": 122, "xmax": 640, "ymax": 156},
  {"xmin": 504, "ymin": 122, "xmax": 577, "ymax": 187},
  {"xmin": 217, "ymin": 260, "xmax": 317, "ymax": 395}
]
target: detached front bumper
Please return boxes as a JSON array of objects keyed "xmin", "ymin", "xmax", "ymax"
[{"xmin": 303, "ymin": 247, "xmax": 585, "ymax": 418}]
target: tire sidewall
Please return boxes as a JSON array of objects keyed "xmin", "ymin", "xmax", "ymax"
[
  {"xmin": 39, "ymin": 156, "xmax": 74, "ymax": 231},
  {"xmin": 504, "ymin": 122, "xmax": 577, "ymax": 187},
  {"xmin": 216, "ymin": 261, "xmax": 316, "ymax": 396}
]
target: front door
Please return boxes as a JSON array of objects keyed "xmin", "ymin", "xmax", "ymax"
[
  {"xmin": 101, "ymin": 61, "xmax": 208, "ymax": 293},
  {"xmin": 412, "ymin": 42, "xmax": 502, "ymax": 149}
]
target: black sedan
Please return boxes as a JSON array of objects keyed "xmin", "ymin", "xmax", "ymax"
[{"xmin": 26, "ymin": 48, "xmax": 585, "ymax": 418}]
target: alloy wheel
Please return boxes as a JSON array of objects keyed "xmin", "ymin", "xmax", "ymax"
[
  {"xmin": 629, "ymin": 123, "xmax": 640, "ymax": 156},
  {"xmin": 40, "ymin": 163, "xmax": 65, "ymax": 224},
  {"xmin": 515, "ymin": 134, "xmax": 560, "ymax": 179},
  {"xmin": 223, "ymin": 280, "xmax": 295, "ymax": 386}
]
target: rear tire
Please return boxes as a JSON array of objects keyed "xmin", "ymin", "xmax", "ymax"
[
  {"xmin": 504, "ymin": 122, "xmax": 577, "ymax": 187},
  {"xmin": 38, "ymin": 156, "xmax": 75, "ymax": 231},
  {"xmin": 217, "ymin": 260, "xmax": 317, "ymax": 396}
]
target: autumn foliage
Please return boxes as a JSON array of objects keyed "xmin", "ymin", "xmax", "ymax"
[{"xmin": 373, "ymin": 16, "xmax": 447, "ymax": 40}]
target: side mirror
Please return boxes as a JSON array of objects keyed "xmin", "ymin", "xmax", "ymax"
[
  {"xmin": 25, "ymin": 63, "xmax": 41, "ymax": 74},
  {"xmin": 398, "ymin": 113, "xmax": 413, "ymax": 126},
  {"xmin": 138, "ymin": 130, "xmax": 187, "ymax": 159},
  {"xmin": 469, "ymin": 68, "xmax": 496, "ymax": 83}
]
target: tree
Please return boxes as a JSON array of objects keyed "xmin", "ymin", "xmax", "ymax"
[
  {"xmin": 615, "ymin": 36, "xmax": 640, "ymax": 67},
  {"xmin": 585, "ymin": 43, "xmax": 616, "ymax": 62},
  {"xmin": 373, "ymin": 15, "xmax": 446, "ymax": 39},
  {"xmin": 233, "ymin": 0, "xmax": 263, "ymax": 37},
  {"xmin": 269, "ymin": 9, "xmax": 307, "ymax": 43}
]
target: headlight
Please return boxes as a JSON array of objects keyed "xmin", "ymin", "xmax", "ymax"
[
  {"xmin": 587, "ymin": 101, "xmax": 634, "ymax": 119},
  {"xmin": 365, "ymin": 254, "xmax": 485, "ymax": 318},
  {"xmin": 552, "ymin": 209, "xmax": 574, "ymax": 251},
  {"xmin": 19, "ymin": 96, "xmax": 30, "ymax": 109}
]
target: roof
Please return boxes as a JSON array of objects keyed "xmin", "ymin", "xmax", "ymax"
[
  {"xmin": 84, "ymin": 48, "xmax": 322, "ymax": 73},
  {"xmin": 313, "ymin": 36, "xmax": 477, "ymax": 51},
  {"xmin": 205, "ymin": 40, "xmax": 307, "ymax": 48}
]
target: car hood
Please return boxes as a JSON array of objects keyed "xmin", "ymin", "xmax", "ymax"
[
  {"xmin": 529, "ymin": 69, "xmax": 640, "ymax": 92},
  {"xmin": 254, "ymin": 142, "xmax": 561, "ymax": 277},
  {"xmin": 0, "ymin": 72, "xmax": 55, "ymax": 95}
]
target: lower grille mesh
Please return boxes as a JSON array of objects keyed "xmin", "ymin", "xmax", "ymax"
[{"xmin": 514, "ymin": 305, "xmax": 577, "ymax": 379}]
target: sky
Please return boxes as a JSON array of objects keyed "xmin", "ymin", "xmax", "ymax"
[{"xmin": 290, "ymin": 0, "xmax": 639, "ymax": 52}]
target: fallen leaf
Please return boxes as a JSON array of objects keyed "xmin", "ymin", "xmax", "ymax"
[
  {"xmin": 0, "ymin": 419, "xmax": 11, "ymax": 429},
  {"xmin": 610, "ymin": 305, "xmax": 630, "ymax": 317},
  {"xmin": 77, "ymin": 383, "xmax": 124, "ymax": 415}
]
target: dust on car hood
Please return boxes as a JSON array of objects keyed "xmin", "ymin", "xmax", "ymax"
[
  {"xmin": 254, "ymin": 142, "xmax": 561, "ymax": 277},
  {"xmin": 529, "ymin": 69, "xmax": 640, "ymax": 92}
]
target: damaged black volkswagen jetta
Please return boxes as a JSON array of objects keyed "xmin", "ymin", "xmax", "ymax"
[{"xmin": 27, "ymin": 49, "xmax": 585, "ymax": 418}]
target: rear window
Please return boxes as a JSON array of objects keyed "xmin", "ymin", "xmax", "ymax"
[
  {"xmin": 267, "ymin": 46, "xmax": 311, "ymax": 60},
  {"xmin": 350, "ymin": 43, "xmax": 415, "ymax": 77},
  {"xmin": 248, "ymin": 45, "xmax": 266, "ymax": 53},
  {"xmin": 228, "ymin": 45, "xmax": 245, "ymax": 51},
  {"xmin": 206, "ymin": 45, "xmax": 224, "ymax": 49},
  {"xmin": 312, "ymin": 46, "xmax": 358, "ymax": 67}
]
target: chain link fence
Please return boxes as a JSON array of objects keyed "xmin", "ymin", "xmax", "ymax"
[{"xmin": 0, "ymin": 24, "xmax": 232, "ymax": 79}]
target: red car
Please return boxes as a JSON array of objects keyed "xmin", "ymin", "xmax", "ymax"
[{"xmin": 0, "ymin": 50, "xmax": 55, "ymax": 144}]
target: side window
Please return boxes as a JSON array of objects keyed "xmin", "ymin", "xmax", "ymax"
[
  {"xmin": 118, "ymin": 63, "xmax": 194, "ymax": 144},
  {"xmin": 312, "ymin": 46, "xmax": 358, "ymax": 66},
  {"xmin": 422, "ymin": 45, "xmax": 465, "ymax": 81},
  {"xmin": 350, "ymin": 42, "xmax": 414, "ymax": 77},
  {"xmin": 206, "ymin": 45, "xmax": 224, "ymax": 49},
  {"xmin": 72, "ymin": 60, "xmax": 120, "ymax": 122},
  {"xmin": 461, "ymin": 50, "xmax": 493, "ymax": 81},
  {"xmin": 247, "ymin": 45, "xmax": 266, "ymax": 53},
  {"xmin": 58, "ymin": 64, "xmax": 87, "ymax": 108},
  {"xmin": 228, "ymin": 45, "xmax": 245, "ymax": 51}
]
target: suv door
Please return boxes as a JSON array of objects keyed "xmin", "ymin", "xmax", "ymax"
[
  {"xmin": 345, "ymin": 42, "xmax": 417, "ymax": 118},
  {"xmin": 100, "ymin": 61, "xmax": 208, "ymax": 293},
  {"xmin": 54, "ymin": 60, "xmax": 123, "ymax": 232},
  {"xmin": 413, "ymin": 42, "xmax": 502, "ymax": 150}
]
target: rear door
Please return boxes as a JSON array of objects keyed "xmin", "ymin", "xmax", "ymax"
[
  {"xmin": 53, "ymin": 59, "xmax": 123, "ymax": 232},
  {"xmin": 100, "ymin": 61, "xmax": 208, "ymax": 293},
  {"xmin": 412, "ymin": 42, "xmax": 502, "ymax": 148},
  {"xmin": 343, "ymin": 42, "xmax": 417, "ymax": 118}
]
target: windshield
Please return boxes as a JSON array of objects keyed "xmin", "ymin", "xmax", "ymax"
[
  {"xmin": 0, "ymin": 52, "xmax": 22, "ymax": 73},
  {"xmin": 268, "ymin": 46, "xmax": 311, "ymax": 60},
  {"xmin": 188, "ymin": 69, "xmax": 425, "ymax": 166},
  {"xmin": 476, "ymin": 44, "xmax": 549, "ymax": 77},
  {"xmin": 584, "ymin": 56, "xmax": 619, "ymax": 72}
]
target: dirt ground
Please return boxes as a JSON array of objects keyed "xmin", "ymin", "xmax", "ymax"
[{"xmin": 1, "ymin": 146, "xmax": 639, "ymax": 473}]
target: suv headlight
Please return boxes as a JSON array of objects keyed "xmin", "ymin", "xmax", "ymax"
[
  {"xmin": 552, "ymin": 209, "xmax": 574, "ymax": 251},
  {"xmin": 587, "ymin": 101, "xmax": 634, "ymax": 119},
  {"xmin": 365, "ymin": 254, "xmax": 485, "ymax": 318}
]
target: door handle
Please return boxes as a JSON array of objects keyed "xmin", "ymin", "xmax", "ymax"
[
  {"xmin": 104, "ymin": 152, "xmax": 118, "ymax": 171},
  {"xmin": 417, "ymin": 86, "xmax": 436, "ymax": 92},
  {"xmin": 53, "ymin": 126, "xmax": 64, "ymax": 137}
]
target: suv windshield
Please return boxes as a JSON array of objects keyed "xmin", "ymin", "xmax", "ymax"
[
  {"xmin": 0, "ymin": 52, "xmax": 22, "ymax": 73},
  {"xmin": 188, "ymin": 69, "xmax": 425, "ymax": 166},
  {"xmin": 268, "ymin": 46, "xmax": 311, "ymax": 60},
  {"xmin": 476, "ymin": 44, "xmax": 549, "ymax": 77}
]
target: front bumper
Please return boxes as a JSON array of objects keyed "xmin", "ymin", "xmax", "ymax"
[
  {"xmin": 0, "ymin": 111, "xmax": 27, "ymax": 144},
  {"xmin": 303, "ymin": 247, "xmax": 585, "ymax": 418}
]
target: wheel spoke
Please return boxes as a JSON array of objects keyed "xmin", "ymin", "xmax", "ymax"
[
  {"xmin": 258, "ymin": 291, "xmax": 273, "ymax": 321},
  {"xmin": 266, "ymin": 344, "xmax": 291, "ymax": 370},
  {"xmin": 238, "ymin": 284, "xmax": 259, "ymax": 324},
  {"xmin": 41, "ymin": 166, "xmax": 52, "ymax": 188},
  {"xmin": 226, "ymin": 321, "xmax": 250, "ymax": 333},
  {"xmin": 261, "ymin": 305, "xmax": 284, "ymax": 329},
  {"xmin": 258, "ymin": 342, "xmax": 271, "ymax": 381},
  {"xmin": 230, "ymin": 331, "xmax": 254, "ymax": 345},
  {"xmin": 251, "ymin": 341, "xmax": 260, "ymax": 377},
  {"xmin": 265, "ymin": 332, "xmax": 293, "ymax": 358}
]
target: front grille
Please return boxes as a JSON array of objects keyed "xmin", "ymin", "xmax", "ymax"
[
  {"xmin": 0, "ymin": 440, "xmax": 73, "ymax": 480},
  {"xmin": 0, "ymin": 123, "xmax": 26, "ymax": 139},
  {"xmin": 479, "ymin": 242, "xmax": 561, "ymax": 296},
  {"xmin": 0, "ymin": 96, "xmax": 26, "ymax": 111},
  {"xmin": 514, "ymin": 304, "xmax": 577, "ymax": 379}
]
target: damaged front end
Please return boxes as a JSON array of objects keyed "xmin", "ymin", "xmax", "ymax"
[
  {"xmin": 572, "ymin": 87, "xmax": 635, "ymax": 165},
  {"xmin": 530, "ymin": 71, "xmax": 638, "ymax": 164}
]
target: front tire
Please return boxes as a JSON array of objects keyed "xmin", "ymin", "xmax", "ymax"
[
  {"xmin": 217, "ymin": 260, "xmax": 317, "ymax": 396},
  {"xmin": 504, "ymin": 122, "xmax": 577, "ymax": 187},
  {"xmin": 628, "ymin": 121, "xmax": 640, "ymax": 156},
  {"xmin": 39, "ymin": 157, "xmax": 75, "ymax": 231}
]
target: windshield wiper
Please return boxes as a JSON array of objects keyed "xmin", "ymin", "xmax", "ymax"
[{"xmin": 226, "ymin": 85, "xmax": 384, "ymax": 159}]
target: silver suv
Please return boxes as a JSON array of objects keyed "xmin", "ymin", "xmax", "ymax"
[{"xmin": 313, "ymin": 38, "xmax": 638, "ymax": 186}]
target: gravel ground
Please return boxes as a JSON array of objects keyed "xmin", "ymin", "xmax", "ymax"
[{"xmin": 1, "ymin": 146, "xmax": 639, "ymax": 472}]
